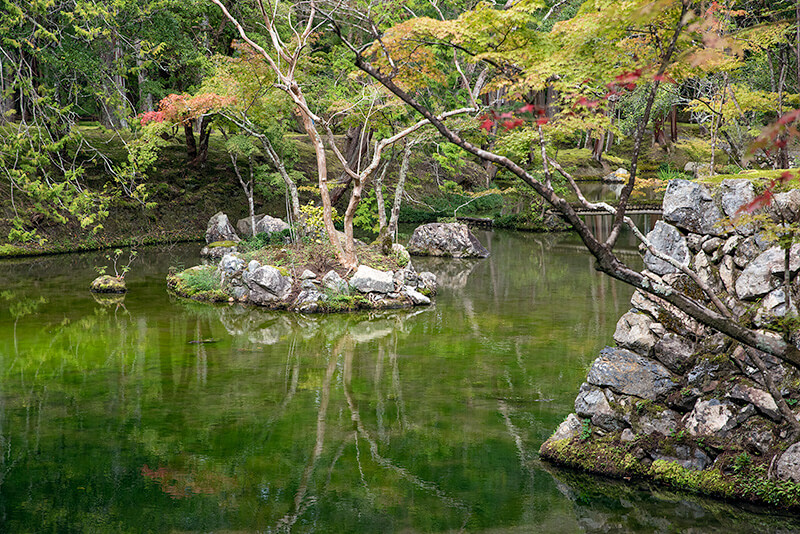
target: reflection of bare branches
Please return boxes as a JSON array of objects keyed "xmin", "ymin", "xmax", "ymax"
[
  {"xmin": 195, "ymin": 320, "xmax": 207, "ymax": 386},
  {"xmin": 342, "ymin": 342, "xmax": 472, "ymax": 528},
  {"xmin": 498, "ymin": 400, "xmax": 530, "ymax": 470},
  {"xmin": 276, "ymin": 353, "xmax": 338, "ymax": 532},
  {"xmin": 375, "ymin": 344, "xmax": 386, "ymax": 443},
  {"xmin": 390, "ymin": 333, "xmax": 406, "ymax": 429}
]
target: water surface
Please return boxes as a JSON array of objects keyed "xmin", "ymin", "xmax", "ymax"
[{"xmin": 0, "ymin": 230, "xmax": 798, "ymax": 533}]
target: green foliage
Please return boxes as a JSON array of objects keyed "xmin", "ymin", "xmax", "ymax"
[
  {"xmin": 579, "ymin": 418, "xmax": 591, "ymax": 441},
  {"xmin": 299, "ymin": 202, "xmax": 341, "ymax": 236},
  {"xmin": 353, "ymin": 191, "xmax": 379, "ymax": 232},
  {"xmin": 657, "ymin": 163, "xmax": 690, "ymax": 181},
  {"xmin": 674, "ymin": 138, "xmax": 713, "ymax": 163},
  {"xmin": 240, "ymin": 229, "xmax": 292, "ymax": 251},
  {"xmin": 168, "ymin": 265, "xmax": 228, "ymax": 301},
  {"xmin": 733, "ymin": 452, "xmax": 752, "ymax": 474}
]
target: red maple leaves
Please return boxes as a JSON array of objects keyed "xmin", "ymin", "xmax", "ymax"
[{"xmin": 478, "ymin": 104, "xmax": 548, "ymax": 133}]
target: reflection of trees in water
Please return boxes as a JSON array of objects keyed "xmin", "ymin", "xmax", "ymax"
[
  {"xmin": 544, "ymin": 464, "xmax": 800, "ymax": 534},
  {"xmin": 341, "ymin": 336, "xmax": 473, "ymax": 529}
]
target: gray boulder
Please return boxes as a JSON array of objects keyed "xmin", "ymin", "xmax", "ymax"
[
  {"xmin": 206, "ymin": 211, "xmax": 241, "ymax": 244},
  {"xmin": 587, "ymin": 347, "xmax": 678, "ymax": 401},
  {"xmin": 718, "ymin": 179, "xmax": 756, "ymax": 235},
  {"xmin": 403, "ymin": 287, "xmax": 431, "ymax": 305},
  {"xmin": 643, "ymin": 221, "xmax": 690, "ymax": 275},
  {"xmin": 733, "ymin": 236, "xmax": 762, "ymax": 268},
  {"xmin": 237, "ymin": 214, "xmax": 290, "ymax": 237},
  {"xmin": 244, "ymin": 265, "xmax": 293, "ymax": 304},
  {"xmin": 602, "ymin": 168, "xmax": 629, "ymax": 183},
  {"xmin": 663, "ymin": 179, "xmax": 726, "ymax": 236},
  {"xmin": 219, "ymin": 253, "xmax": 245, "ymax": 276},
  {"xmin": 575, "ymin": 383, "xmax": 624, "ymax": 431},
  {"xmin": 236, "ymin": 214, "xmax": 265, "ymax": 236},
  {"xmin": 256, "ymin": 215, "xmax": 290, "ymax": 235},
  {"xmin": 419, "ymin": 272, "xmax": 438, "ymax": 293},
  {"xmin": 684, "ymin": 399, "xmax": 738, "ymax": 437},
  {"xmin": 200, "ymin": 244, "xmax": 237, "ymax": 259},
  {"xmin": 637, "ymin": 409, "xmax": 680, "ymax": 436},
  {"xmin": 322, "ymin": 270, "xmax": 348, "ymax": 294},
  {"xmin": 350, "ymin": 265, "xmax": 395, "ymax": 294},
  {"xmin": 728, "ymin": 383, "xmax": 781, "ymax": 422},
  {"xmin": 300, "ymin": 269, "xmax": 317, "ymax": 280},
  {"xmin": 769, "ymin": 189, "xmax": 800, "ymax": 222},
  {"xmin": 735, "ymin": 244, "xmax": 800, "ymax": 300},
  {"xmin": 754, "ymin": 288, "xmax": 797, "ymax": 327},
  {"xmin": 719, "ymin": 255, "xmax": 736, "ymax": 294},
  {"xmin": 549, "ymin": 413, "xmax": 584, "ymax": 442},
  {"xmin": 293, "ymin": 288, "xmax": 326, "ymax": 313},
  {"xmin": 653, "ymin": 333, "xmax": 695, "ymax": 374},
  {"xmin": 407, "ymin": 223, "xmax": 490, "ymax": 258},
  {"xmin": 652, "ymin": 445, "xmax": 712, "ymax": 471},
  {"xmin": 613, "ymin": 311, "xmax": 658, "ymax": 356},
  {"xmin": 776, "ymin": 442, "xmax": 800, "ymax": 483}
]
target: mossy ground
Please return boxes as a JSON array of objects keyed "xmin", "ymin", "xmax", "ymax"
[
  {"xmin": 167, "ymin": 265, "xmax": 229, "ymax": 302},
  {"xmin": 541, "ymin": 433, "xmax": 800, "ymax": 510}
]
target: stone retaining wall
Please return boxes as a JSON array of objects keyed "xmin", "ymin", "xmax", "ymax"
[{"xmin": 541, "ymin": 179, "xmax": 800, "ymax": 509}]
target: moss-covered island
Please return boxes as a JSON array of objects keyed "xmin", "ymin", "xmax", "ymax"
[{"xmin": 540, "ymin": 179, "xmax": 800, "ymax": 510}]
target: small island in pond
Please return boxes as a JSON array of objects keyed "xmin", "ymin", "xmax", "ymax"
[{"xmin": 167, "ymin": 212, "xmax": 460, "ymax": 313}]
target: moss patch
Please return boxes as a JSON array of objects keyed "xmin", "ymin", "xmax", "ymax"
[
  {"xmin": 167, "ymin": 265, "xmax": 230, "ymax": 302},
  {"xmin": 90, "ymin": 275, "xmax": 127, "ymax": 294},
  {"xmin": 540, "ymin": 435, "xmax": 800, "ymax": 510}
]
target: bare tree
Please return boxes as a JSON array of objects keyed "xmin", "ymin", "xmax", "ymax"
[{"xmin": 210, "ymin": 0, "xmax": 348, "ymax": 264}]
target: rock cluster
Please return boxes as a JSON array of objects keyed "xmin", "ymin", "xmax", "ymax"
[
  {"xmin": 542, "ymin": 178, "xmax": 800, "ymax": 498},
  {"xmin": 201, "ymin": 212, "xmax": 290, "ymax": 259},
  {"xmin": 170, "ymin": 247, "xmax": 437, "ymax": 313}
]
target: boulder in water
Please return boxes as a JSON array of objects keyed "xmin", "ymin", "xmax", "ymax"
[{"xmin": 407, "ymin": 223, "xmax": 489, "ymax": 258}]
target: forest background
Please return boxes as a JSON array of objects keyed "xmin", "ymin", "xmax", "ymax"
[{"xmin": 0, "ymin": 0, "xmax": 798, "ymax": 259}]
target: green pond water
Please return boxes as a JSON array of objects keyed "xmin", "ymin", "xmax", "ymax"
[{"xmin": 1, "ymin": 229, "xmax": 799, "ymax": 533}]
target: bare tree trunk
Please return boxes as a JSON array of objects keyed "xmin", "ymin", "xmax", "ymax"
[
  {"xmin": 184, "ymin": 122, "xmax": 197, "ymax": 161},
  {"xmin": 99, "ymin": 37, "xmax": 129, "ymax": 129},
  {"xmin": 229, "ymin": 152, "xmax": 256, "ymax": 237},
  {"xmin": 331, "ymin": 126, "xmax": 372, "ymax": 204},
  {"xmin": 710, "ymin": 75, "xmax": 728, "ymax": 177},
  {"xmin": 669, "ymin": 105, "xmax": 678, "ymax": 142},
  {"xmin": 387, "ymin": 140, "xmax": 412, "ymax": 244},
  {"xmin": 258, "ymin": 136, "xmax": 300, "ymax": 222},
  {"xmin": 298, "ymin": 110, "xmax": 348, "ymax": 266}
]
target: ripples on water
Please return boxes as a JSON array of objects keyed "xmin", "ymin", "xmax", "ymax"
[{"xmin": 0, "ymin": 230, "xmax": 798, "ymax": 532}]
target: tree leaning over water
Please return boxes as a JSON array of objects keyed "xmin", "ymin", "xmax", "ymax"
[{"xmin": 323, "ymin": 0, "xmax": 800, "ymax": 376}]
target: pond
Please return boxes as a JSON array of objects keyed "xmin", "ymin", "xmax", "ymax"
[{"xmin": 1, "ymin": 229, "xmax": 799, "ymax": 533}]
